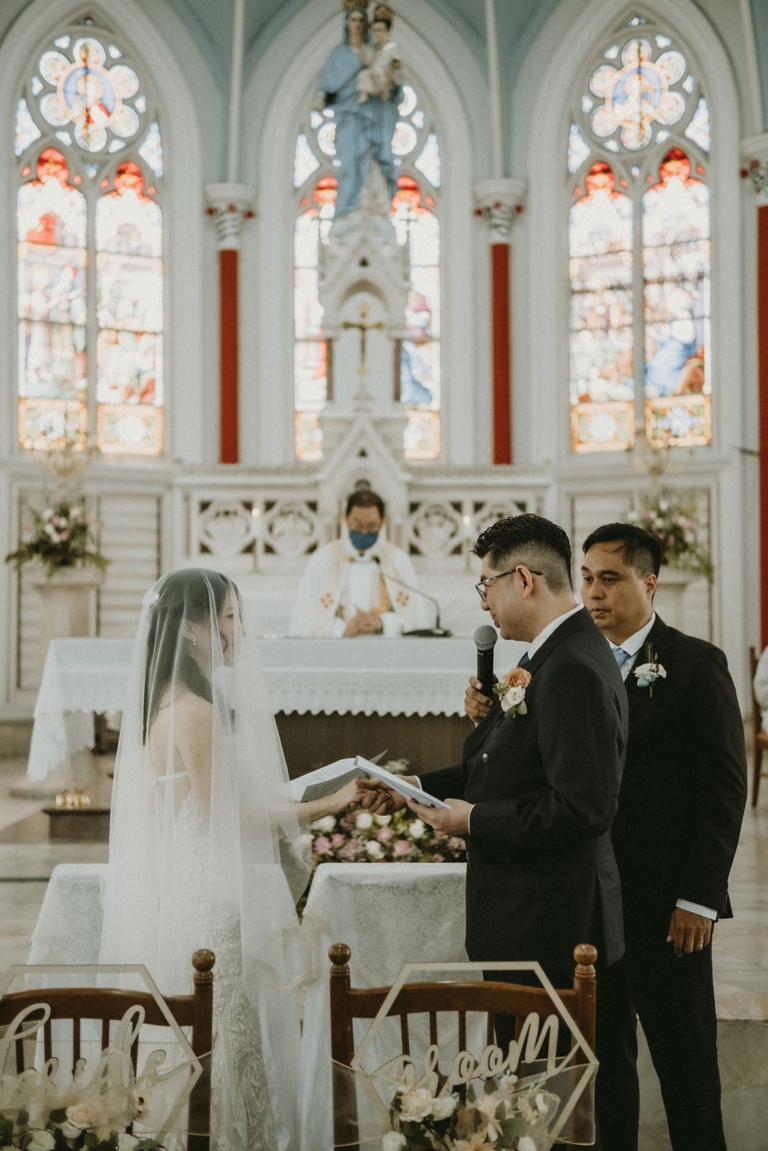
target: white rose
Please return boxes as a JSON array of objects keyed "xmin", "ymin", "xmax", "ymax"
[
  {"xmin": 399, "ymin": 1086, "xmax": 434, "ymax": 1121},
  {"xmin": 117, "ymin": 1134, "xmax": 140, "ymax": 1150},
  {"xmin": 26, "ymin": 1133, "xmax": 56, "ymax": 1151},
  {"xmin": 408, "ymin": 820, "xmax": 426, "ymax": 838},
  {"xmin": 382, "ymin": 1133, "xmax": 406, "ymax": 1151},
  {"xmin": 431, "ymin": 1095, "xmax": 457, "ymax": 1120},
  {"xmin": 658, "ymin": 500, "xmax": 669, "ymax": 512},
  {"xmin": 355, "ymin": 812, "xmax": 373, "ymax": 830},
  {"xmin": 374, "ymin": 813, "xmax": 392, "ymax": 826},
  {"xmin": 313, "ymin": 815, "xmax": 336, "ymax": 833},
  {"xmin": 518, "ymin": 1138, "xmax": 537, "ymax": 1151},
  {"xmin": 501, "ymin": 685, "xmax": 525, "ymax": 710},
  {"xmin": 365, "ymin": 839, "xmax": 384, "ymax": 859}
]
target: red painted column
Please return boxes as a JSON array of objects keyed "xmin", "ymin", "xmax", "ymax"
[
  {"xmin": 219, "ymin": 248, "xmax": 239, "ymax": 464},
  {"xmin": 758, "ymin": 203, "xmax": 768, "ymax": 646},
  {"xmin": 205, "ymin": 183, "xmax": 254, "ymax": 466},
  {"xmin": 491, "ymin": 242, "xmax": 512, "ymax": 464}
]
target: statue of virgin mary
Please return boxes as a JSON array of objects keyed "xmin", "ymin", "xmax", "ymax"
[{"xmin": 315, "ymin": 1, "xmax": 402, "ymax": 218}]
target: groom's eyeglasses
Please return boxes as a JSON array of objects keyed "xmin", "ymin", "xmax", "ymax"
[{"xmin": 475, "ymin": 568, "xmax": 543, "ymax": 602}]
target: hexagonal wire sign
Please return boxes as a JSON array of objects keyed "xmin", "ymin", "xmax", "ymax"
[
  {"xmin": 0, "ymin": 963, "xmax": 204, "ymax": 1144},
  {"xmin": 344, "ymin": 959, "xmax": 599, "ymax": 1150}
]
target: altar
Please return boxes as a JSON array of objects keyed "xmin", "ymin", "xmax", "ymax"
[{"xmin": 29, "ymin": 634, "xmax": 525, "ymax": 781}]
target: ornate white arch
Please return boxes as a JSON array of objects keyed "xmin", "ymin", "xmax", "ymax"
[
  {"xmin": 513, "ymin": 0, "xmax": 746, "ymax": 678},
  {"xmin": 0, "ymin": 0, "xmax": 210, "ymax": 463},
  {"xmin": 240, "ymin": 0, "xmax": 488, "ymax": 466}
]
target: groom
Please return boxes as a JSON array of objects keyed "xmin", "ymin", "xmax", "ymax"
[{"xmin": 370, "ymin": 514, "xmax": 628, "ymax": 1007}]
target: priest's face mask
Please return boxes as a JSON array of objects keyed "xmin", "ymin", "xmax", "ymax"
[{"xmin": 347, "ymin": 504, "xmax": 383, "ymax": 552}]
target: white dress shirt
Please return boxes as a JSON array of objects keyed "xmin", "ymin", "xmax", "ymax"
[{"xmin": 607, "ymin": 614, "xmax": 717, "ymax": 922}]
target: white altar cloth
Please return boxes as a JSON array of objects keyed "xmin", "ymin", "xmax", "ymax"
[
  {"xmin": 299, "ymin": 862, "xmax": 468, "ymax": 1151},
  {"xmin": 27, "ymin": 863, "xmax": 107, "ymax": 965},
  {"xmin": 28, "ymin": 635, "xmax": 524, "ymax": 780}
]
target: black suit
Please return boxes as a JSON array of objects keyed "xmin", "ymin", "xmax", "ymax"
[
  {"xmin": 596, "ymin": 616, "xmax": 747, "ymax": 1151},
  {"xmin": 424, "ymin": 608, "xmax": 628, "ymax": 982}
]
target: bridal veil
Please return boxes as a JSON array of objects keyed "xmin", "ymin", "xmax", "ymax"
[{"xmin": 100, "ymin": 568, "xmax": 309, "ymax": 1149}]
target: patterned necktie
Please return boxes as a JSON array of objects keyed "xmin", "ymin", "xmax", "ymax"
[
  {"xmin": 517, "ymin": 652, "xmax": 531, "ymax": 669},
  {"xmin": 613, "ymin": 647, "xmax": 630, "ymax": 670}
]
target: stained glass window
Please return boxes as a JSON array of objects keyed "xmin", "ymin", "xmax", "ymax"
[
  {"xmin": 16, "ymin": 22, "xmax": 164, "ymax": 455},
  {"xmin": 568, "ymin": 17, "xmax": 711, "ymax": 452},
  {"xmin": 294, "ymin": 77, "xmax": 441, "ymax": 461}
]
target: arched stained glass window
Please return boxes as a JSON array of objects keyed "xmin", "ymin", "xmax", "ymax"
[
  {"xmin": 568, "ymin": 15, "xmax": 711, "ymax": 453},
  {"xmin": 15, "ymin": 22, "xmax": 164, "ymax": 454},
  {"xmin": 293, "ymin": 81, "xmax": 441, "ymax": 461}
]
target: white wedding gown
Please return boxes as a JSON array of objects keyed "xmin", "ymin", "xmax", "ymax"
[{"xmin": 168, "ymin": 788, "xmax": 278, "ymax": 1151}]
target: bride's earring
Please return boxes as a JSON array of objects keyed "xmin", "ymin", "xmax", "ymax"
[{"xmin": 192, "ymin": 635, "xmax": 197, "ymax": 646}]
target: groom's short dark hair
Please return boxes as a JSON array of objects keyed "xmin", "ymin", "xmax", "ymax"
[
  {"xmin": 583, "ymin": 522, "xmax": 664, "ymax": 577},
  {"xmin": 474, "ymin": 514, "xmax": 573, "ymax": 592}
]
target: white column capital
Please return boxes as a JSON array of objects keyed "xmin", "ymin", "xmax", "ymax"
[
  {"xmin": 204, "ymin": 182, "xmax": 256, "ymax": 249},
  {"xmin": 741, "ymin": 134, "xmax": 768, "ymax": 205},
  {"xmin": 473, "ymin": 178, "xmax": 527, "ymax": 239}
]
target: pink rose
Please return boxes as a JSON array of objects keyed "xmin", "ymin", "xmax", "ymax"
[
  {"xmin": 432, "ymin": 853, "xmax": 445, "ymax": 862},
  {"xmin": 502, "ymin": 667, "xmax": 532, "ymax": 689},
  {"xmin": 331, "ymin": 833, "xmax": 346, "ymax": 847},
  {"xmin": 313, "ymin": 836, "xmax": 331, "ymax": 853},
  {"xmin": 377, "ymin": 826, "xmax": 394, "ymax": 842},
  {"xmin": 394, "ymin": 839, "xmax": 411, "ymax": 856}
]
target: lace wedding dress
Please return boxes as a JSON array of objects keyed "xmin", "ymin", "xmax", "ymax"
[{"xmin": 170, "ymin": 787, "xmax": 279, "ymax": 1151}]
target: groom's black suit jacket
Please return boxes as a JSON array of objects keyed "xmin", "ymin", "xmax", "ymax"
[
  {"xmin": 425, "ymin": 608, "xmax": 628, "ymax": 980},
  {"xmin": 612, "ymin": 615, "xmax": 747, "ymax": 923}
]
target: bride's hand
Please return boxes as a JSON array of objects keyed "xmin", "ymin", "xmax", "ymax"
[{"xmin": 325, "ymin": 778, "xmax": 364, "ymax": 814}]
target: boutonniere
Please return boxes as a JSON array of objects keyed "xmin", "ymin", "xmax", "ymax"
[
  {"xmin": 493, "ymin": 667, "xmax": 532, "ymax": 718},
  {"xmin": 632, "ymin": 641, "xmax": 667, "ymax": 698}
]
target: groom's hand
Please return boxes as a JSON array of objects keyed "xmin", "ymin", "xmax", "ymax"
[
  {"xmin": 465, "ymin": 677, "xmax": 495, "ymax": 725},
  {"xmin": 407, "ymin": 797, "xmax": 472, "ymax": 835},
  {"xmin": 357, "ymin": 779, "xmax": 411, "ymax": 813}
]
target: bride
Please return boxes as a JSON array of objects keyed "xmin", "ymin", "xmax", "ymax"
[{"xmin": 100, "ymin": 568, "xmax": 361, "ymax": 1151}]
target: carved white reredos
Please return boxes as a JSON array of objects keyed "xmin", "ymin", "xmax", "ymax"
[
  {"xmin": 316, "ymin": 411, "xmax": 410, "ymax": 539},
  {"xmin": 319, "ymin": 168, "xmax": 411, "ymax": 339}
]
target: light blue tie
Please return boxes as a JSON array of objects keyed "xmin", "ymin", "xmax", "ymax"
[{"xmin": 613, "ymin": 647, "xmax": 630, "ymax": 670}]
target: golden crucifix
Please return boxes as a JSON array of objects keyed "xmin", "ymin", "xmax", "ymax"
[{"xmin": 342, "ymin": 303, "xmax": 385, "ymax": 379}]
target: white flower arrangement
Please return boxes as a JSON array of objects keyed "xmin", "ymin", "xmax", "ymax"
[{"xmin": 493, "ymin": 667, "xmax": 532, "ymax": 719}]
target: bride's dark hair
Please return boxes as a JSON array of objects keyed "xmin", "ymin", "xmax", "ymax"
[{"xmin": 142, "ymin": 568, "xmax": 235, "ymax": 743}]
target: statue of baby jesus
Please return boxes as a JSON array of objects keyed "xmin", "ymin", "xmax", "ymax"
[{"xmin": 357, "ymin": 4, "xmax": 400, "ymax": 103}]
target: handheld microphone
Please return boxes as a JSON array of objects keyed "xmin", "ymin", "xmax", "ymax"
[
  {"xmin": 372, "ymin": 558, "xmax": 452, "ymax": 637},
  {"xmin": 474, "ymin": 624, "xmax": 498, "ymax": 698}
]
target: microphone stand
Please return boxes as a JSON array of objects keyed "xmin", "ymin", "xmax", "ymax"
[{"xmin": 372, "ymin": 557, "xmax": 452, "ymax": 637}]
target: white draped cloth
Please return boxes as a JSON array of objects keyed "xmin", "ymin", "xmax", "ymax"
[
  {"xmin": 289, "ymin": 529, "xmax": 433, "ymax": 637},
  {"xmin": 300, "ymin": 862, "xmax": 469, "ymax": 1150}
]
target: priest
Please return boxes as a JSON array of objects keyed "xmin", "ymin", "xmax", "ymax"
[{"xmin": 289, "ymin": 489, "xmax": 431, "ymax": 636}]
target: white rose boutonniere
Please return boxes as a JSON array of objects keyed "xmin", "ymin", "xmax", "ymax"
[
  {"xmin": 633, "ymin": 642, "xmax": 667, "ymax": 698},
  {"xmin": 493, "ymin": 666, "xmax": 532, "ymax": 718}
]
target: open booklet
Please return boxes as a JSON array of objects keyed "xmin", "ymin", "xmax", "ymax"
[{"xmin": 289, "ymin": 754, "xmax": 449, "ymax": 810}]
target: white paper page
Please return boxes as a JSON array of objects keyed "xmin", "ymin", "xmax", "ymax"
[
  {"xmin": 289, "ymin": 757, "xmax": 361, "ymax": 802},
  {"xmin": 353, "ymin": 756, "xmax": 450, "ymax": 809}
]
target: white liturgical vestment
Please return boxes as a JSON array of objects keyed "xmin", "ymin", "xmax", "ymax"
[{"xmin": 289, "ymin": 529, "xmax": 432, "ymax": 636}]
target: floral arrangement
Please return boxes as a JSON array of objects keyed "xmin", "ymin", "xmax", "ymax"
[
  {"xmin": 0, "ymin": 1103, "xmax": 164, "ymax": 1150},
  {"xmin": 383, "ymin": 1075, "xmax": 557, "ymax": 1151},
  {"xmin": 626, "ymin": 487, "xmax": 713, "ymax": 583},
  {"xmin": 633, "ymin": 641, "xmax": 667, "ymax": 698},
  {"xmin": 5, "ymin": 499, "xmax": 109, "ymax": 578},
  {"xmin": 5, "ymin": 439, "xmax": 108, "ymax": 579}
]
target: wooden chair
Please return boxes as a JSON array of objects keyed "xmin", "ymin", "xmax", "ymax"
[
  {"xmin": 749, "ymin": 646, "xmax": 768, "ymax": 807},
  {"xmin": 329, "ymin": 941, "xmax": 597, "ymax": 1151},
  {"xmin": 0, "ymin": 949, "xmax": 215, "ymax": 1151}
]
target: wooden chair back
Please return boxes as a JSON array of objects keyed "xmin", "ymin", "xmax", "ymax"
[
  {"xmin": 749, "ymin": 646, "xmax": 768, "ymax": 807},
  {"xmin": 329, "ymin": 941, "xmax": 597, "ymax": 1151},
  {"xmin": 0, "ymin": 949, "xmax": 214, "ymax": 1151}
]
